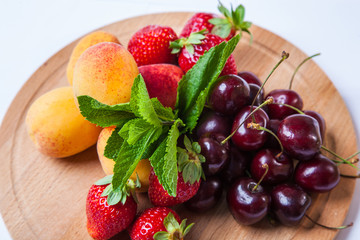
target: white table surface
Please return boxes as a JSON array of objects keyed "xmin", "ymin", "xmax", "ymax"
[{"xmin": 1, "ymin": 0, "xmax": 359, "ymax": 239}]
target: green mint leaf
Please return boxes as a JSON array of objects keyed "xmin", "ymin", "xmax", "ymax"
[
  {"xmin": 104, "ymin": 127, "xmax": 123, "ymax": 160},
  {"xmin": 95, "ymin": 175, "xmax": 113, "ymax": 185},
  {"xmin": 130, "ymin": 74, "xmax": 161, "ymax": 127},
  {"xmin": 112, "ymin": 126, "xmax": 162, "ymax": 192},
  {"xmin": 149, "ymin": 119, "xmax": 183, "ymax": 197},
  {"xmin": 176, "ymin": 35, "xmax": 240, "ymax": 132},
  {"xmin": 77, "ymin": 95, "xmax": 135, "ymax": 127},
  {"xmin": 119, "ymin": 118, "xmax": 154, "ymax": 145},
  {"xmin": 142, "ymin": 127, "xmax": 169, "ymax": 159},
  {"xmin": 151, "ymin": 98, "xmax": 175, "ymax": 121}
]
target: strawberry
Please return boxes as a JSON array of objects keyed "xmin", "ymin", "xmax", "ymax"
[
  {"xmin": 180, "ymin": 2, "xmax": 252, "ymax": 41},
  {"xmin": 171, "ymin": 31, "xmax": 237, "ymax": 76},
  {"xmin": 86, "ymin": 177, "xmax": 138, "ymax": 240},
  {"xmin": 148, "ymin": 136, "xmax": 204, "ymax": 207},
  {"xmin": 129, "ymin": 207, "xmax": 194, "ymax": 240},
  {"xmin": 128, "ymin": 25, "xmax": 178, "ymax": 66}
]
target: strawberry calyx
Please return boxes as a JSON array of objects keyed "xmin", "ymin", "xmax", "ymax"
[
  {"xmin": 177, "ymin": 135, "xmax": 205, "ymax": 184},
  {"xmin": 170, "ymin": 29, "xmax": 207, "ymax": 55},
  {"xmin": 153, "ymin": 212, "xmax": 194, "ymax": 240},
  {"xmin": 94, "ymin": 174, "xmax": 141, "ymax": 205},
  {"xmin": 209, "ymin": 2, "xmax": 252, "ymax": 42}
]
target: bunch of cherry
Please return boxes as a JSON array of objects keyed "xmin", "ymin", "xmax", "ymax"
[{"xmin": 185, "ymin": 52, "xmax": 358, "ymax": 228}]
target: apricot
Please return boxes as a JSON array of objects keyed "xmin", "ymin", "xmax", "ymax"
[
  {"xmin": 73, "ymin": 42, "xmax": 138, "ymax": 106},
  {"xmin": 66, "ymin": 31, "xmax": 120, "ymax": 85},
  {"xmin": 26, "ymin": 87, "xmax": 102, "ymax": 158},
  {"xmin": 97, "ymin": 127, "xmax": 151, "ymax": 192}
]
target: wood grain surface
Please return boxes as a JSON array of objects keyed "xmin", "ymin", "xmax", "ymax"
[{"xmin": 0, "ymin": 12, "xmax": 358, "ymax": 240}]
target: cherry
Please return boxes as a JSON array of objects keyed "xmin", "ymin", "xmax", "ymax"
[
  {"xmin": 294, "ymin": 154, "xmax": 340, "ymax": 193},
  {"xmin": 251, "ymin": 149, "xmax": 293, "ymax": 185},
  {"xmin": 304, "ymin": 110, "xmax": 326, "ymax": 139},
  {"xmin": 196, "ymin": 110, "xmax": 232, "ymax": 139},
  {"xmin": 277, "ymin": 114, "xmax": 322, "ymax": 161},
  {"xmin": 271, "ymin": 183, "xmax": 311, "ymax": 226},
  {"xmin": 231, "ymin": 106, "xmax": 269, "ymax": 151},
  {"xmin": 237, "ymin": 71, "xmax": 262, "ymax": 87},
  {"xmin": 266, "ymin": 89, "xmax": 304, "ymax": 120},
  {"xmin": 198, "ymin": 133, "xmax": 230, "ymax": 176},
  {"xmin": 184, "ymin": 176, "xmax": 223, "ymax": 212},
  {"xmin": 227, "ymin": 177, "xmax": 270, "ymax": 225},
  {"xmin": 221, "ymin": 146, "xmax": 252, "ymax": 185},
  {"xmin": 208, "ymin": 74, "xmax": 250, "ymax": 115},
  {"xmin": 248, "ymin": 83, "xmax": 264, "ymax": 106}
]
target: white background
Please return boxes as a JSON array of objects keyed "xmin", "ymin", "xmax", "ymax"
[{"xmin": 0, "ymin": 0, "xmax": 359, "ymax": 239}]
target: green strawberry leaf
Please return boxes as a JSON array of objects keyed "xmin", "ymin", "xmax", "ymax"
[
  {"xmin": 208, "ymin": 18, "xmax": 229, "ymax": 25},
  {"xmin": 95, "ymin": 175, "xmax": 113, "ymax": 185},
  {"xmin": 211, "ymin": 23, "xmax": 232, "ymax": 39},
  {"xmin": 176, "ymin": 34, "xmax": 240, "ymax": 132},
  {"xmin": 77, "ymin": 95, "xmax": 135, "ymax": 127},
  {"xmin": 104, "ymin": 127, "xmax": 123, "ymax": 160},
  {"xmin": 130, "ymin": 74, "xmax": 161, "ymax": 127}
]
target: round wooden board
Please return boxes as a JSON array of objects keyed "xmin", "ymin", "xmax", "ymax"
[{"xmin": 0, "ymin": 12, "xmax": 358, "ymax": 240}]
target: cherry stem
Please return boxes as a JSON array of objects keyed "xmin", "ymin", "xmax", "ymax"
[
  {"xmin": 305, "ymin": 214, "xmax": 353, "ymax": 230},
  {"xmin": 252, "ymin": 164, "xmax": 269, "ymax": 192},
  {"xmin": 340, "ymin": 173, "xmax": 360, "ymax": 179},
  {"xmin": 321, "ymin": 146, "xmax": 359, "ymax": 169},
  {"xmin": 250, "ymin": 51, "xmax": 289, "ymax": 121},
  {"xmin": 247, "ymin": 123, "xmax": 284, "ymax": 157},
  {"xmin": 289, "ymin": 53, "xmax": 321, "ymax": 90},
  {"xmin": 268, "ymin": 102, "xmax": 305, "ymax": 114},
  {"xmin": 221, "ymin": 98, "xmax": 274, "ymax": 145}
]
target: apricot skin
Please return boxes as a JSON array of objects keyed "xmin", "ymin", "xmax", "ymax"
[
  {"xmin": 26, "ymin": 87, "xmax": 102, "ymax": 158},
  {"xmin": 73, "ymin": 42, "xmax": 139, "ymax": 106},
  {"xmin": 66, "ymin": 31, "xmax": 120, "ymax": 85},
  {"xmin": 97, "ymin": 127, "xmax": 151, "ymax": 192}
]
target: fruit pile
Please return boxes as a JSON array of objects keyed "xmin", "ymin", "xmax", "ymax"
[{"xmin": 24, "ymin": 2, "xmax": 359, "ymax": 240}]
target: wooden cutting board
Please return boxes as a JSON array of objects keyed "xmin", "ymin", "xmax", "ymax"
[{"xmin": 0, "ymin": 12, "xmax": 358, "ymax": 240}]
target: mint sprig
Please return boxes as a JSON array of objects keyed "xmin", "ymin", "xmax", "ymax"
[{"xmin": 80, "ymin": 35, "xmax": 241, "ymax": 205}]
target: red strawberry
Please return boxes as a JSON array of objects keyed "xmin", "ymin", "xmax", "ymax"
[
  {"xmin": 171, "ymin": 31, "xmax": 237, "ymax": 76},
  {"xmin": 129, "ymin": 207, "xmax": 194, "ymax": 240},
  {"xmin": 128, "ymin": 25, "xmax": 178, "ymax": 66},
  {"xmin": 180, "ymin": 3, "xmax": 252, "ymax": 41},
  {"xmin": 148, "ymin": 136, "xmax": 204, "ymax": 207},
  {"xmin": 180, "ymin": 12, "xmax": 224, "ymax": 38},
  {"xmin": 148, "ymin": 169, "xmax": 201, "ymax": 207},
  {"xmin": 86, "ymin": 183, "xmax": 137, "ymax": 240}
]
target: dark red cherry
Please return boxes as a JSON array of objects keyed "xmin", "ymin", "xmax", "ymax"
[
  {"xmin": 271, "ymin": 184, "xmax": 311, "ymax": 226},
  {"xmin": 237, "ymin": 71, "xmax": 262, "ymax": 87},
  {"xmin": 208, "ymin": 74, "xmax": 250, "ymax": 115},
  {"xmin": 304, "ymin": 110, "xmax": 326, "ymax": 139},
  {"xmin": 266, "ymin": 89, "xmax": 303, "ymax": 120},
  {"xmin": 221, "ymin": 146, "xmax": 252, "ymax": 185},
  {"xmin": 184, "ymin": 176, "xmax": 223, "ymax": 212},
  {"xmin": 277, "ymin": 114, "xmax": 322, "ymax": 161},
  {"xmin": 196, "ymin": 110, "xmax": 232, "ymax": 139},
  {"xmin": 294, "ymin": 154, "xmax": 340, "ymax": 193},
  {"xmin": 251, "ymin": 149, "xmax": 293, "ymax": 185},
  {"xmin": 227, "ymin": 177, "xmax": 270, "ymax": 225},
  {"xmin": 248, "ymin": 83, "xmax": 264, "ymax": 106},
  {"xmin": 264, "ymin": 119, "xmax": 281, "ymax": 148},
  {"xmin": 231, "ymin": 106, "xmax": 269, "ymax": 151},
  {"xmin": 199, "ymin": 133, "xmax": 230, "ymax": 176}
]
